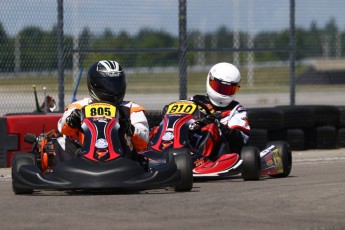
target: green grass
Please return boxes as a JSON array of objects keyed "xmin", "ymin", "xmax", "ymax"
[{"xmin": 1, "ymin": 65, "xmax": 344, "ymax": 95}]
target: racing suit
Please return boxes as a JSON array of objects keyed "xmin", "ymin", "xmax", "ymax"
[
  {"xmin": 189, "ymin": 95, "xmax": 250, "ymax": 159},
  {"xmin": 55, "ymin": 98, "xmax": 149, "ymax": 162}
]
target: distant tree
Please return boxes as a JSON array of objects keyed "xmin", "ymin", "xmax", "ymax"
[
  {"xmin": 78, "ymin": 27, "xmax": 92, "ymax": 67},
  {"xmin": 19, "ymin": 26, "xmax": 45, "ymax": 71},
  {"xmin": 0, "ymin": 22, "xmax": 8, "ymax": 44},
  {"xmin": 134, "ymin": 28, "xmax": 178, "ymax": 67},
  {"xmin": 0, "ymin": 22, "xmax": 14, "ymax": 72},
  {"xmin": 3, "ymin": 16, "xmax": 343, "ymax": 73},
  {"xmin": 254, "ymin": 31, "xmax": 280, "ymax": 61},
  {"xmin": 323, "ymin": 17, "xmax": 338, "ymax": 56},
  {"xmin": 86, "ymin": 28, "xmax": 135, "ymax": 67},
  {"xmin": 304, "ymin": 21, "xmax": 323, "ymax": 57},
  {"xmin": 204, "ymin": 26, "xmax": 233, "ymax": 49},
  {"xmin": 102, "ymin": 28, "xmax": 113, "ymax": 40}
]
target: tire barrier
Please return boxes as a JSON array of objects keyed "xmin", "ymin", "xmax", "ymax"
[
  {"xmin": 245, "ymin": 129, "xmax": 268, "ymax": 150},
  {"xmin": 337, "ymin": 106, "xmax": 345, "ymax": 128},
  {"xmin": 309, "ymin": 105, "xmax": 339, "ymax": 127},
  {"xmin": 315, "ymin": 126, "xmax": 338, "ymax": 149},
  {"xmin": 286, "ymin": 129, "xmax": 305, "ymax": 151},
  {"xmin": 0, "ymin": 105, "xmax": 344, "ymax": 167},
  {"xmin": 337, "ymin": 128, "xmax": 345, "ymax": 148},
  {"xmin": 275, "ymin": 106, "xmax": 314, "ymax": 129},
  {"xmin": 247, "ymin": 105, "xmax": 342, "ymax": 151},
  {"xmin": 247, "ymin": 108, "xmax": 284, "ymax": 130}
]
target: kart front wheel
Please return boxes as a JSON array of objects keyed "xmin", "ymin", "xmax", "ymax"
[
  {"xmin": 266, "ymin": 141, "xmax": 292, "ymax": 178},
  {"xmin": 12, "ymin": 152, "xmax": 35, "ymax": 194},
  {"xmin": 241, "ymin": 146, "xmax": 261, "ymax": 180},
  {"xmin": 168, "ymin": 148, "xmax": 193, "ymax": 192}
]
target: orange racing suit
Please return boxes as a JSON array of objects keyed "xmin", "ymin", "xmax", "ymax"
[{"xmin": 55, "ymin": 98, "xmax": 149, "ymax": 161}]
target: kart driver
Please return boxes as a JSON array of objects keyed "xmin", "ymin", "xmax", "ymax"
[
  {"xmin": 54, "ymin": 60, "xmax": 149, "ymax": 162},
  {"xmin": 188, "ymin": 62, "xmax": 250, "ymax": 159}
]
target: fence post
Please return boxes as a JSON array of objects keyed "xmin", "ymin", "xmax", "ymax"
[
  {"xmin": 57, "ymin": 0, "xmax": 65, "ymax": 111},
  {"xmin": 178, "ymin": 0, "xmax": 187, "ymax": 100},
  {"xmin": 289, "ymin": 0, "xmax": 296, "ymax": 106}
]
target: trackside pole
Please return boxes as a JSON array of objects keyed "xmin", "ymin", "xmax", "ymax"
[{"xmin": 71, "ymin": 67, "xmax": 83, "ymax": 103}]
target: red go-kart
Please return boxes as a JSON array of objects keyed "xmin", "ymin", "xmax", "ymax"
[{"xmin": 140, "ymin": 100, "xmax": 292, "ymax": 180}]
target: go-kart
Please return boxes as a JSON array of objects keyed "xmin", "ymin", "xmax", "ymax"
[
  {"xmin": 11, "ymin": 102, "xmax": 193, "ymax": 194},
  {"xmin": 140, "ymin": 100, "xmax": 292, "ymax": 180}
]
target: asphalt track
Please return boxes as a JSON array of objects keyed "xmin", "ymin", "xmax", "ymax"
[{"xmin": 1, "ymin": 149, "xmax": 345, "ymax": 230}]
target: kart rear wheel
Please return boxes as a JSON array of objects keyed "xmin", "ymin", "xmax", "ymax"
[
  {"xmin": 241, "ymin": 146, "xmax": 261, "ymax": 180},
  {"xmin": 266, "ymin": 141, "xmax": 292, "ymax": 178},
  {"xmin": 168, "ymin": 148, "xmax": 193, "ymax": 192},
  {"xmin": 12, "ymin": 152, "xmax": 35, "ymax": 194}
]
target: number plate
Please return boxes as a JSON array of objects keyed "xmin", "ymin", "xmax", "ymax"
[
  {"xmin": 84, "ymin": 103, "xmax": 116, "ymax": 118},
  {"xmin": 166, "ymin": 101, "xmax": 197, "ymax": 114}
]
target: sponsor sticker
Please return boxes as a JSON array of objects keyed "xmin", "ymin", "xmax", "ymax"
[
  {"xmin": 272, "ymin": 149, "xmax": 284, "ymax": 173},
  {"xmin": 162, "ymin": 131, "xmax": 174, "ymax": 141},
  {"xmin": 95, "ymin": 138, "xmax": 108, "ymax": 148}
]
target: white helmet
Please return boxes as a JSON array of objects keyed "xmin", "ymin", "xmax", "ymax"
[{"xmin": 206, "ymin": 62, "xmax": 241, "ymax": 107}]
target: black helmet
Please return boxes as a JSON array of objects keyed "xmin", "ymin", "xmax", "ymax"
[{"xmin": 87, "ymin": 60, "xmax": 127, "ymax": 104}]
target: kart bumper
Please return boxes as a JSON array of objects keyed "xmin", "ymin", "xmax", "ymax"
[{"xmin": 12, "ymin": 157, "xmax": 181, "ymax": 191}]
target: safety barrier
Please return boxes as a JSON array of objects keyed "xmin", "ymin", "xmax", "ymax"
[
  {"xmin": 247, "ymin": 105, "xmax": 345, "ymax": 150},
  {"xmin": 0, "ymin": 113, "xmax": 61, "ymax": 167}
]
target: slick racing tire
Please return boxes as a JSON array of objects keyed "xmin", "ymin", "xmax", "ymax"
[
  {"xmin": 168, "ymin": 148, "xmax": 193, "ymax": 192},
  {"xmin": 266, "ymin": 141, "xmax": 292, "ymax": 178},
  {"xmin": 12, "ymin": 152, "xmax": 35, "ymax": 194},
  {"xmin": 241, "ymin": 146, "xmax": 261, "ymax": 181}
]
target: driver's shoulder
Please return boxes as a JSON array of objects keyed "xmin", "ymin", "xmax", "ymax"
[
  {"xmin": 230, "ymin": 101, "xmax": 246, "ymax": 113},
  {"xmin": 121, "ymin": 101, "xmax": 146, "ymax": 113},
  {"xmin": 66, "ymin": 98, "xmax": 92, "ymax": 110}
]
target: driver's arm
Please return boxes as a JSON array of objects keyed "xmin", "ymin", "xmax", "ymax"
[
  {"xmin": 222, "ymin": 105, "xmax": 250, "ymax": 152},
  {"xmin": 58, "ymin": 98, "xmax": 91, "ymax": 136},
  {"xmin": 128, "ymin": 103, "xmax": 150, "ymax": 151}
]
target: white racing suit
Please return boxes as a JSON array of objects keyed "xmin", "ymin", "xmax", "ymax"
[
  {"xmin": 189, "ymin": 95, "xmax": 250, "ymax": 159},
  {"xmin": 55, "ymin": 98, "xmax": 149, "ymax": 162}
]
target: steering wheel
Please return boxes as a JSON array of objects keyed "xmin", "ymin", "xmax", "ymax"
[{"xmin": 190, "ymin": 99, "xmax": 211, "ymax": 115}]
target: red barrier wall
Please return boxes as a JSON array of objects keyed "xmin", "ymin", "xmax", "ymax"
[{"xmin": 3, "ymin": 114, "xmax": 62, "ymax": 167}]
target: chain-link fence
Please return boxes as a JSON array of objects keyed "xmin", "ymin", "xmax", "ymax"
[{"xmin": 0, "ymin": 0, "xmax": 344, "ymax": 115}]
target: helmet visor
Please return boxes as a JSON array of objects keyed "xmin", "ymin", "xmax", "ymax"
[{"xmin": 209, "ymin": 76, "xmax": 240, "ymax": 96}]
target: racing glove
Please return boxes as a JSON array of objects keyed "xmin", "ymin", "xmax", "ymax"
[
  {"xmin": 189, "ymin": 113, "xmax": 220, "ymax": 131},
  {"xmin": 66, "ymin": 109, "xmax": 81, "ymax": 129}
]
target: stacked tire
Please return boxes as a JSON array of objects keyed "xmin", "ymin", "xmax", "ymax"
[
  {"xmin": 336, "ymin": 106, "xmax": 345, "ymax": 148},
  {"xmin": 275, "ymin": 105, "xmax": 340, "ymax": 150},
  {"xmin": 275, "ymin": 105, "xmax": 314, "ymax": 150},
  {"xmin": 246, "ymin": 108, "xmax": 284, "ymax": 150},
  {"xmin": 245, "ymin": 105, "xmax": 342, "ymax": 151}
]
